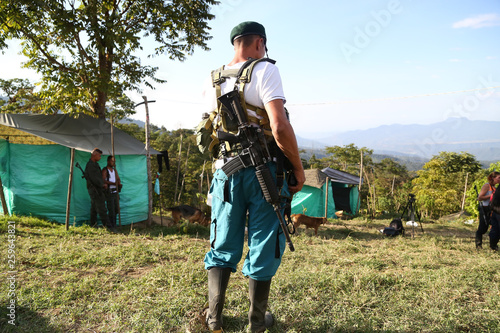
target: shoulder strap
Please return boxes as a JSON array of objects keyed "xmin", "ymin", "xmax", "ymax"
[{"xmin": 234, "ymin": 58, "xmax": 276, "ymax": 130}]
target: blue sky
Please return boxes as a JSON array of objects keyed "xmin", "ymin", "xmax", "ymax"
[{"xmin": 2, "ymin": 0, "xmax": 500, "ymax": 139}]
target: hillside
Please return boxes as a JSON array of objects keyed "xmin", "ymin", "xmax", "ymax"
[{"xmin": 297, "ymin": 117, "xmax": 500, "ymax": 163}]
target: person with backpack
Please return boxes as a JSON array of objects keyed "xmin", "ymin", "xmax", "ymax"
[
  {"xmin": 200, "ymin": 21, "xmax": 305, "ymax": 332},
  {"xmin": 476, "ymin": 171, "xmax": 500, "ymax": 249}
]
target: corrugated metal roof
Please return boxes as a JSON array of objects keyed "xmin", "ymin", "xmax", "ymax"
[{"xmin": 321, "ymin": 167, "xmax": 362, "ymax": 185}]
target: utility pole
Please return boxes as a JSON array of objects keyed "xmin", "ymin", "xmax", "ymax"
[{"xmin": 135, "ymin": 96, "xmax": 156, "ymax": 226}]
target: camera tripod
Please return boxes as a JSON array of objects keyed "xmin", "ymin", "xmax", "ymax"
[{"xmin": 400, "ymin": 193, "xmax": 424, "ymax": 237}]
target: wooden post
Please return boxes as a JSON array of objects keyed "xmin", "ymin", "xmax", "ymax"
[
  {"xmin": 65, "ymin": 148, "xmax": 75, "ymax": 231},
  {"xmin": 199, "ymin": 161, "xmax": 206, "ymax": 208},
  {"xmin": 391, "ymin": 175, "xmax": 396, "ymax": 196},
  {"xmin": 160, "ymin": 191, "xmax": 163, "ymax": 226},
  {"xmin": 174, "ymin": 133, "xmax": 183, "ymax": 204},
  {"xmin": 178, "ymin": 142, "xmax": 191, "ymax": 202},
  {"xmin": 461, "ymin": 172, "xmax": 469, "ymax": 211},
  {"xmin": 142, "ymin": 96, "xmax": 153, "ymax": 226},
  {"xmin": 0, "ymin": 176, "xmax": 9, "ymax": 215},
  {"xmin": 110, "ymin": 116, "xmax": 122, "ymax": 227},
  {"xmin": 324, "ymin": 177, "xmax": 329, "ymax": 218},
  {"xmin": 356, "ymin": 150, "xmax": 363, "ymax": 215},
  {"xmin": 134, "ymin": 97, "xmax": 156, "ymax": 226}
]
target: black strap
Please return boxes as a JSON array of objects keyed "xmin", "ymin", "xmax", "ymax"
[{"xmin": 235, "ymin": 57, "xmax": 276, "ymax": 82}]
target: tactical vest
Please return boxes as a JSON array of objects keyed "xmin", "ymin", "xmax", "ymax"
[{"xmin": 196, "ymin": 58, "xmax": 276, "ymax": 159}]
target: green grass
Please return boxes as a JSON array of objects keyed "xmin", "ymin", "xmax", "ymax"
[{"xmin": 1, "ymin": 215, "xmax": 499, "ymax": 332}]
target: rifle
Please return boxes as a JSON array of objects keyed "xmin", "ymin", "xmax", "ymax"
[
  {"xmin": 474, "ymin": 184, "xmax": 489, "ymax": 226},
  {"xmin": 75, "ymin": 162, "xmax": 97, "ymax": 194},
  {"xmin": 75, "ymin": 162, "xmax": 86, "ymax": 179},
  {"xmin": 217, "ymin": 90, "xmax": 295, "ymax": 252}
]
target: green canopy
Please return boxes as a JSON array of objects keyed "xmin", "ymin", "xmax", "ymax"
[{"xmin": 0, "ymin": 113, "xmax": 157, "ymax": 225}]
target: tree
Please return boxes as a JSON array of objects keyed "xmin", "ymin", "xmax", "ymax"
[
  {"xmin": 0, "ymin": 78, "xmax": 41, "ymax": 113},
  {"xmin": 372, "ymin": 158, "xmax": 411, "ymax": 213},
  {"xmin": 324, "ymin": 143, "xmax": 373, "ymax": 175},
  {"xmin": 412, "ymin": 151, "xmax": 481, "ymax": 218},
  {"xmin": 0, "ymin": 0, "xmax": 217, "ymax": 118},
  {"xmin": 308, "ymin": 154, "xmax": 322, "ymax": 169}
]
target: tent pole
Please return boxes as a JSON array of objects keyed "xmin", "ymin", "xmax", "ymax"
[
  {"xmin": 134, "ymin": 97, "xmax": 156, "ymax": 227},
  {"xmin": 0, "ymin": 176, "xmax": 9, "ymax": 215},
  {"xmin": 65, "ymin": 148, "xmax": 75, "ymax": 231},
  {"xmin": 356, "ymin": 150, "xmax": 363, "ymax": 215},
  {"xmin": 110, "ymin": 115, "xmax": 121, "ymax": 227},
  {"xmin": 324, "ymin": 178, "xmax": 329, "ymax": 218},
  {"xmin": 461, "ymin": 172, "xmax": 469, "ymax": 212},
  {"xmin": 174, "ymin": 133, "xmax": 183, "ymax": 204},
  {"xmin": 177, "ymin": 142, "xmax": 191, "ymax": 202},
  {"xmin": 142, "ymin": 96, "xmax": 153, "ymax": 226},
  {"xmin": 160, "ymin": 191, "xmax": 163, "ymax": 226}
]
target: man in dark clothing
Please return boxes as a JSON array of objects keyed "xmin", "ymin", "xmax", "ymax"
[{"xmin": 85, "ymin": 148, "xmax": 110, "ymax": 229}]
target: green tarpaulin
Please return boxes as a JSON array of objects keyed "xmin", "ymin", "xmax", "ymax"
[
  {"xmin": 291, "ymin": 168, "xmax": 361, "ymax": 218},
  {"xmin": 0, "ymin": 113, "xmax": 156, "ymax": 225}
]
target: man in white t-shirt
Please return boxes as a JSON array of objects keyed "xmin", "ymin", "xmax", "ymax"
[
  {"xmin": 203, "ymin": 21, "xmax": 305, "ymax": 333},
  {"xmin": 102, "ymin": 155, "xmax": 121, "ymax": 229}
]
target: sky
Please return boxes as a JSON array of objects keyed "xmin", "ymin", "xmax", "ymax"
[{"xmin": 2, "ymin": 0, "xmax": 500, "ymax": 140}]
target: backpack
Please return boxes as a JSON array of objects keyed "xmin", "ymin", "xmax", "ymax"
[
  {"xmin": 382, "ymin": 218, "xmax": 405, "ymax": 237},
  {"xmin": 195, "ymin": 58, "xmax": 276, "ymax": 157}
]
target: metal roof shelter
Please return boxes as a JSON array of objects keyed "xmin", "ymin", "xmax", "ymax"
[{"xmin": 291, "ymin": 168, "xmax": 362, "ymax": 218}]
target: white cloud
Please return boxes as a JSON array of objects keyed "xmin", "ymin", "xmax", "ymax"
[
  {"xmin": 452, "ymin": 13, "xmax": 500, "ymax": 29},
  {"xmin": 486, "ymin": 56, "xmax": 497, "ymax": 60},
  {"xmin": 449, "ymin": 59, "xmax": 461, "ymax": 62}
]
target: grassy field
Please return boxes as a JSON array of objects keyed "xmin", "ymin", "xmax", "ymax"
[{"xmin": 1, "ymin": 214, "xmax": 499, "ymax": 333}]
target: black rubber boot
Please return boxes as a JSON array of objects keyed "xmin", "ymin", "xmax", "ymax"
[
  {"xmin": 248, "ymin": 278, "xmax": 274, "ymax": 333},
  {"xmin": 206, "ymin": 267, "xmax": 231, "ymax": 332}
]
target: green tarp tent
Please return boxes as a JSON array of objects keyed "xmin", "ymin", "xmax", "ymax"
[
  {"xmin": 0, "ymin": 113, "xmax": 157, "ymax": 225},
  {"xmin": 291, "ymin": 168, "xmax": 362, "ymax": 218}
]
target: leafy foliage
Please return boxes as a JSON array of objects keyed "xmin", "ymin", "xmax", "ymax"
[
  {"xmin": 0, "ymin": 78, "xmax": 42, "ymax": 113},
  {"xmin": 0, "ymin": 0, "xmax": 217, "ymax": 118},
  {"xmin": 116, "ymin": 123, "xmax": 211, "ymax": 212},
  {"xmin": 464, "ymin": 161, "xmax": 500, "ymax": 218},
  {"xmin": 324, "ymin": 143, "xmax": 373, "ymax": 174},
  {"xmin": 412, "ymin": 152, "xmax": 482, "ymax": 218}
]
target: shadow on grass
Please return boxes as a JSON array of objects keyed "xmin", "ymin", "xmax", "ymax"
[
  {"xmin": 124, "ymin": 221, "xmax": 211, "ymax": 239},
  {"xmin": 0, "ymin": 304, "xmax": 64, "ymax": 333}
]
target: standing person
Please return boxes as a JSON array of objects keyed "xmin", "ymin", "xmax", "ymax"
[
  {"xmin": 102, "ymin": 155, "xmax": 122, "ymax": 229},
  {"xmin": 490, "ymin": 184, "xmax": 500, "ymax": 251},
  {"xmin": 84, "ymin": 148, "xmax": 110, "ymax": 229},
  {"xmin": 201, "ymin": 21, "xmax": 305, "ymax": 332},
  {"xmin": 476, "ymin": 171, "xmax": 500, "ymax": 249}
]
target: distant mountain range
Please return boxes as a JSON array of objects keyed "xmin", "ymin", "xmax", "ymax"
[
  {"xmin": 296, "ymin": 117, "xmax": 500, "ymax": 165},
  {"xmin": 120, "ymin": 116, "xmax": 499, "ymax": 170}
]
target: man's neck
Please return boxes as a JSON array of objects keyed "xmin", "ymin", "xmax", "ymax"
[{"xmin": 229, "ymin": 52, "xmax": 260, "ymax": 66}]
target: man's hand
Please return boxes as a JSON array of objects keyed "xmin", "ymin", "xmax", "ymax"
[{"xmin": 289, "ymin": 168, "xmax": 305, "ymax": 195}]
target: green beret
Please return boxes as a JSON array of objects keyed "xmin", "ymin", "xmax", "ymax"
[{"xmin": 230, "ymin": 21, "xmax": 266, "ymax": 45}]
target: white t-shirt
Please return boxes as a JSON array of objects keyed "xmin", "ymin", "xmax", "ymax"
[
  {"xmin": 202, "ymin": 60, "xmax": 286, "ymax": 121},
  {"xmin": 107, "ymin": 168, "xmax": 116, "ymax": 190}
]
